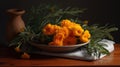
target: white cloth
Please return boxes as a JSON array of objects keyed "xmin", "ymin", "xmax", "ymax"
[{"xmin": 31, "ymin": 39, "xmax": 115, "ymax": 60}]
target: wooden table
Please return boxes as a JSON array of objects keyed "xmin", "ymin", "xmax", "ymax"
[{"xmin": 0, "ymin": 44, "xmax": 120, "ymax": 66}]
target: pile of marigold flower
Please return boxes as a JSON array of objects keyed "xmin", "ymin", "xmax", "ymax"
[{"xmin": 43, "ymin": 19, "xmax": 91, "ymax": 46}]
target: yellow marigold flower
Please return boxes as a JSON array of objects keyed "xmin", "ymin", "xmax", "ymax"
[
  {"xmin": 80, "ymin": 30, "xmax": 91, "ymax": 43},
  {"xmin": 21, "ymin": 52, "xmax": 30, "ymax": 59},
  {"xmin": 72, "ymin": 28, "xmax": 84, "ymax": 36},
  {"xmin": 68, "ymin": 24, "xmax": 84, "ymax": 36},
  {"xmin": 70, "ymin": 23, "xmax": 82, "ymax": 30},
  {"xmin": 49, "ymin": 33, "xmax": 65, "ymax": 46},
  {"xmin": 43, "ymin": 23, "xmax": 57, "ymax": 35},
  {"xmin": 63, "ymin": 36, "xmax": 77, "ymax": 45},
  {"xmin": 84, "ymin": 30, "xmax": 91, "ymax": 38}
]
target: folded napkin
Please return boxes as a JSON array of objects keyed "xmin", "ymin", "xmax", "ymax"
[{"xmin": 30, "ymin": 39, "xmax": 115, "ymax": 60}]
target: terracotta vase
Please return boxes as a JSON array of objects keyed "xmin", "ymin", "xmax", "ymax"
[{"xmin": 6, "ymin": 9, "xmax": 26, "ymax": 42}]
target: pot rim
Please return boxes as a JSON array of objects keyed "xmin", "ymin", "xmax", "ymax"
[{"xmin": 7, "ymin": 9, "xmax": 25, "ymax": 15}]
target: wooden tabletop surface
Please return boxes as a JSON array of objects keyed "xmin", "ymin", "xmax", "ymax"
[{"xmin": 0, "ymin": 44, "xmax": 120, "ymax": 66}]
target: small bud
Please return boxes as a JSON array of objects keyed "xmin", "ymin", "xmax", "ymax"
[
  {"xmin": 14, "ymin": 47, "xmax": 21, "ymax": 52},
  {"xmin": 21, "ymin": 52, "xmax": 30, "ymax": 59},
  {"xmin": 20, "ymin": 27, "xmax": 25, "ymax": 32},
  {"xmin": 83, "ymin": 20, "xmax": 88, "ymax": 25}
]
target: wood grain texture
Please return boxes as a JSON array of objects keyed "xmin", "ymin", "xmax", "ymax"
[{"xmin": 0, "ymin": 44, "xmax": 120, "ymax": 66}]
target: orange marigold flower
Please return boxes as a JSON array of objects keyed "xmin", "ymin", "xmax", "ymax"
[
  {"xmin": 60, "ymin": 19, "xmax": 72, "ymax": 27},
  {"xmin": 63, "ymin": 36, "xmax": 77, "ymax": 45},
  {"xmin": 43, "ymin": 23, "xmax": 57, "ymax": 35},
  {"xmin": 49, "ymin": 33, "xmax": 65, "ymax": 46},
  {"xmin": 21, "ymin": 52, "xmax": 30, "ymax": 59},
  {"xmin": 56, "ymin": 27, "xmax": 69, "ymax": 38},
  {"xmin": 54, "ymin": 33, "xmax": 65, "ymax": 40},
  {"xmin": 54, "ymin": 25, "xmax": 61, "ymax": 30},
  {"xmin": 80, "ymin": 30, "xmax": 91, "ymax": 43}
]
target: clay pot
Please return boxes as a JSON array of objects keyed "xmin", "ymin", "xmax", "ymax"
[{"xmin": 6, "ymin": 9, "xmax": 26, "ymax": 42}]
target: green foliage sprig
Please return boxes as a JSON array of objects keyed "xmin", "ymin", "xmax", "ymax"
[
  {"xmin": 9, "ymin": 26, "xmax": 35, "ymax": 47},
  {"xmin": 83, "ymin": 24, "xmax": 118, "ymax": 58}
]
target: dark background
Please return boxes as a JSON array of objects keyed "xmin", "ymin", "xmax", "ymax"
[{"xmin": 0, "ymin": 0, "xmax": 120, "ymax": 46}]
